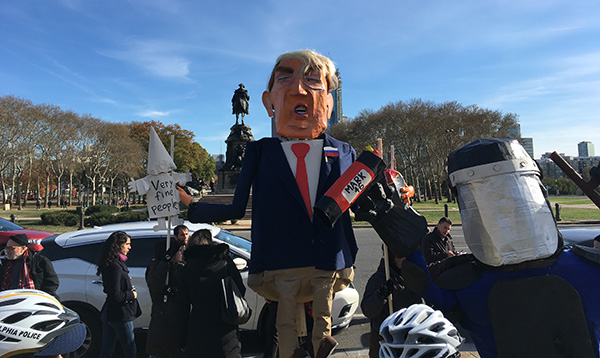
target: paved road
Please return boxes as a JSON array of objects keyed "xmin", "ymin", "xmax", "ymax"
[{"xmin": 237, "ymin": 223, "xmax": 600, "ymax": 357}]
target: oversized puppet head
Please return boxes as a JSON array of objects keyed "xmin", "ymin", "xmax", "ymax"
[
  {"xmin": 448, "ymin": 138, "xmax": 559, "ymax": 266},
  {"xmin": 262, "ymin": 50, "xmax": 337, "ymax": 140}
]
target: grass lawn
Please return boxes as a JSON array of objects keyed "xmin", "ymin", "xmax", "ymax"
[
  {"xmin": 548, "ymin": 197, "xmax": 598, "ymax": 206},
  {"xmin": 2, "ymin": 206, "xmax": 87, "ymax": 235},
  {"xmin": 1, "ymin": 195, "xmax": 598, "ymax": 233}
]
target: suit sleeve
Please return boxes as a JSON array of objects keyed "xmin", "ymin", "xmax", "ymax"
[{"xmin": 187, "ymin": 141, "xmax": 258, "ymax": 223}]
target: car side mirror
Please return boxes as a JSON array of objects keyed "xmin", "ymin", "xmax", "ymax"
[{"xmin": 233, "ymin": 257, "xmax": 248, "ymax": 271}]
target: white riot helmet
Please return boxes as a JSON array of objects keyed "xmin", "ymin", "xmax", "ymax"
[
  {"xmin": 448, "ymin": 138, "xmax": 559, "ymax": 266},
  {"xmin": 0, "ymin": 289, "xmax": 84, "ymax": 358},
  {"xmin": 379, "ymin": 304, "xmax": 463, "ymax": 358}
]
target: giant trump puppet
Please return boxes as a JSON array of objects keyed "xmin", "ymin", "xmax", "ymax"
[{"xmin": 179, "ymin": 50, "xmax": 357, "ymax": 358}]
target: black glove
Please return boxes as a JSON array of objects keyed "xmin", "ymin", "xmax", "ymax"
[
  {"xmin": 354, "ymin": 182, "xmax": 392, "ymax": 222},
  {"xmin": 376, "ymin": 279, "xmax": 396, "ymax": 301}
]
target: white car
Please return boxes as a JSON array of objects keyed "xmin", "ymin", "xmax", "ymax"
[{"xmin": 40, "ymin": 221, "xmax": 359, "ymax": 358}]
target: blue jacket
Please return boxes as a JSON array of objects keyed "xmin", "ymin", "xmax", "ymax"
[
  {"xmin": 407, "ymin": 249, "xmax": 600, "ymax": 358},
  {"xmin": 187, "ymin": 134, "xmax": 358, "ymax": 273}
]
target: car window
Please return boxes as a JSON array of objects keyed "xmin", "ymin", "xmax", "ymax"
[
  {"xmin": 215, "ymin": 230, "xmax": 251, "ymax": 253},
  {"xmin": 128, "ymin": 237, "xmax": 165, "ymax": 268},
  {"xmin": 0, "ymin": 219, "xmax": 23, "ymax": 231},
  {"xmin": 41, "ymin": 242, "xmax": 105, "ymax": 266},
  {"xmin": 41, "ymin": 236, "xmax": 165, "ymax": 269}
]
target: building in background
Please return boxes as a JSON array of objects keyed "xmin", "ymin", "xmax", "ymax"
[
  {"xmin": 520, "ymin": 137, "xmax": 534, "ymax": 159},
  {"xmin": 537, "ymin": 150, "xmax": 599, "ymax": 180},
  {"xmin": 329, "ymin": 69, "xmax": 347, "ymax": 126},
  {"xmin": 213, "ymin": 154, "xmax": 225, "ymax": 171},
  {"xmin": 578, "ymin": 141, "xmax": 595, "ymax": 157}
]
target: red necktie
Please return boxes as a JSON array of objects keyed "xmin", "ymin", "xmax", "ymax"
[{"xmin": 291, "ymin": 143, "xmax": 312, "ymax": 219}]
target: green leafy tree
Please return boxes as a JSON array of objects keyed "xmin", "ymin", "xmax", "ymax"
[{"xmin": 129, "ymin": 121, "xmax": 215, "ymax": 181}]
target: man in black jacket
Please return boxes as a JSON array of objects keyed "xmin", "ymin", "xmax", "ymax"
[
  {"xmin": 420, "ymin": 217, "xmax": 458, "ymax": 265},
  {"xmin": 0, "ymin": 233, "xmax": 59, "ymax": 297}
]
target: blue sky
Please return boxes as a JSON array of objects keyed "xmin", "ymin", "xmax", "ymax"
[{"xmin": 2, "ymin": 0, "xmax": 599, "ymax": 159}]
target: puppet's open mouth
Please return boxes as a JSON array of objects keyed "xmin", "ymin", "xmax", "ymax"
[{"xmin": 295, "ymin": 105, "xmax": 307, "ymax": 115}]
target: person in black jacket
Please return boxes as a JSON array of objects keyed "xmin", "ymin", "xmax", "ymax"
[
  {"xmin": 0, "ymin": 234, "xmax": 59, "ymax": 297},
  {"xmin": 420, "ymin": 217, "xmax": 458, "ymax": 265},
  {"xmin": 361, "ymin": 250, "xmax": 422, "ymax": 358},
  {"xmin": 97, "ymin": 231, "xmax": 141, "ymax": 358},
  {"xmin": 146, "ymin": 238, "xmax": 185, "ymax": 358},
  {"xmin": 178, "ymin": 229, "xmax": 245, "ymax": 358}
]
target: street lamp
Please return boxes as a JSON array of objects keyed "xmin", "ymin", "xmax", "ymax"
[{"xmin": 445, "ymin": 129, "xmax": 454, "ymax": 203}]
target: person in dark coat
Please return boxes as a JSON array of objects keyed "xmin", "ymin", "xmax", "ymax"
[
  {"xmin": 420, "ymin": 217, "xmax": 458, "ymax": 265},
  {"xmin": 97, "ymin": 231, "xmax": 141, "ymax": 358},
  {"xmin": 0, "ymin": 234, "xmax": 59, "ymax": 297},
  {"xmin": 178, "ymin": 229, "xmax": 245, "ymax": 358},
  {"xmin": 361, "ymin": 252, "xmax": 422, "ymax": 358},
  {"xmin": 146, "ymin": 239, "xmax": 185, "ymax": 358}
]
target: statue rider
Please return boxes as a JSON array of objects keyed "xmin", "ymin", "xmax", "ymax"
[{"xmin": 232, "ymin": 83, "xmax": 250, "ymax": 125}]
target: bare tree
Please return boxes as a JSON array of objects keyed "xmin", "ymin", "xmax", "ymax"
[{"xmin": 328, "ymin": 99, "xmax": 521, "ymax": 202}]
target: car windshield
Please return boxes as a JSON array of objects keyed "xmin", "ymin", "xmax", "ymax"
[
  {"xmin": 0, "ymin": 218, "xmax": 23, "ymax": 231},
  {"xmin": 215, "ymin": 230, "xmax": 251, "ymax": 253}
]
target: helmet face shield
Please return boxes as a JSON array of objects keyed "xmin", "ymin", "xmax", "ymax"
[
  {"xmin": 457, "ymin": 172, "xmax": 558, "ymax": 266},
  {"xmin": 448, "ymin": 138, "xmax": 559, "ymax": 267}
]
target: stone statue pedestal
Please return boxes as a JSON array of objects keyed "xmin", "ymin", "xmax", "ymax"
[
  {"xmin": 218, "ymin": 170, "xmax": 241, "ymax": 193},
  {"xmin": 221, "ymin": 124, "xmax": 254, "ymax": 190}
]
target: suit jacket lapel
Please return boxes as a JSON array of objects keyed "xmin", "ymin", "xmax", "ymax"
[{"xmin": 317, "ymin": 135, "xmax": 339, "ymax": 198}]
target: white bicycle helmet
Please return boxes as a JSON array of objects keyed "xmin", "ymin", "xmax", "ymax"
[
  {"xmin": 379, "ymin": 304, "xmax": 463, "ymax": 358},
  {"xmin": 0, "ymin": 289, "xmax": 81, "ymax": 358}
]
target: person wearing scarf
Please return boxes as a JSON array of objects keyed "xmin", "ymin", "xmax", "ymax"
[
  {"xmin": 0, "ymin": 234, "xmax": 59, "ymax": 297},
  {"xmin": 96, "ymin": 231, "xmax": 141, "ymax": 358}
]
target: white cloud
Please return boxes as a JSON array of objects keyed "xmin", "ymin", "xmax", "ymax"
[
  {"xmin": 100, "ymin": 39, "xmax": 191, "ymax": 80},
  {"xmin": 139, "ymin": 110, "xmax": 169, "ymax": 117}
]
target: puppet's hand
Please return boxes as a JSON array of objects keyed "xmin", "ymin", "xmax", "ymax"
[
  {"xmin": 177, "ymin": 186, "xmax": 193, "ymax": 206},
  {"xmin": 399, "ymin": 186, "xmax": 415, "ymax": 205},
  {"xmin": 128, "ymin": 178, "xmax": 137, "ymax": 193}
]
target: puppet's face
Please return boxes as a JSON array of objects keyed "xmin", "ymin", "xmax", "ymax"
[{"xmin": 262, "ymin": 58, "xmax": 333, "ymax": 139}]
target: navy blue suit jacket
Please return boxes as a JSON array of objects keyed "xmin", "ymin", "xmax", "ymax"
[{"xmin": 187, "ymin": 134, "xmax": 358, "ymax": 274}]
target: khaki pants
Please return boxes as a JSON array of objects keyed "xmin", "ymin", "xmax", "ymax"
[{"xmin": 248, "ymin": 267, "xmax": 353, "ymax": 358}]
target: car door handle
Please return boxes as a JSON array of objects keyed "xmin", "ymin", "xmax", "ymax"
[{"xmin": 92, "ymin": 280, "xmax": 103, "ymax": 285}]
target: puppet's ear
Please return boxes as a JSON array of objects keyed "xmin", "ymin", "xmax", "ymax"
[
  {"xmin": 326, "ymin": 92, "xmax": 334, "ymax": 119},
  {"xmin": 262, "ymin": 91, "xmax": 274, "ymax": 117}
]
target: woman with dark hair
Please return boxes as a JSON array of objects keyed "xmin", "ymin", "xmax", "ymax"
[
  {"xmin": 178, "ymin": 229, "xmax": 245, "ymax": 357},
  {"xmin": 97, "ymin": 231, "xmax": 141, "ymax": 358}
]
